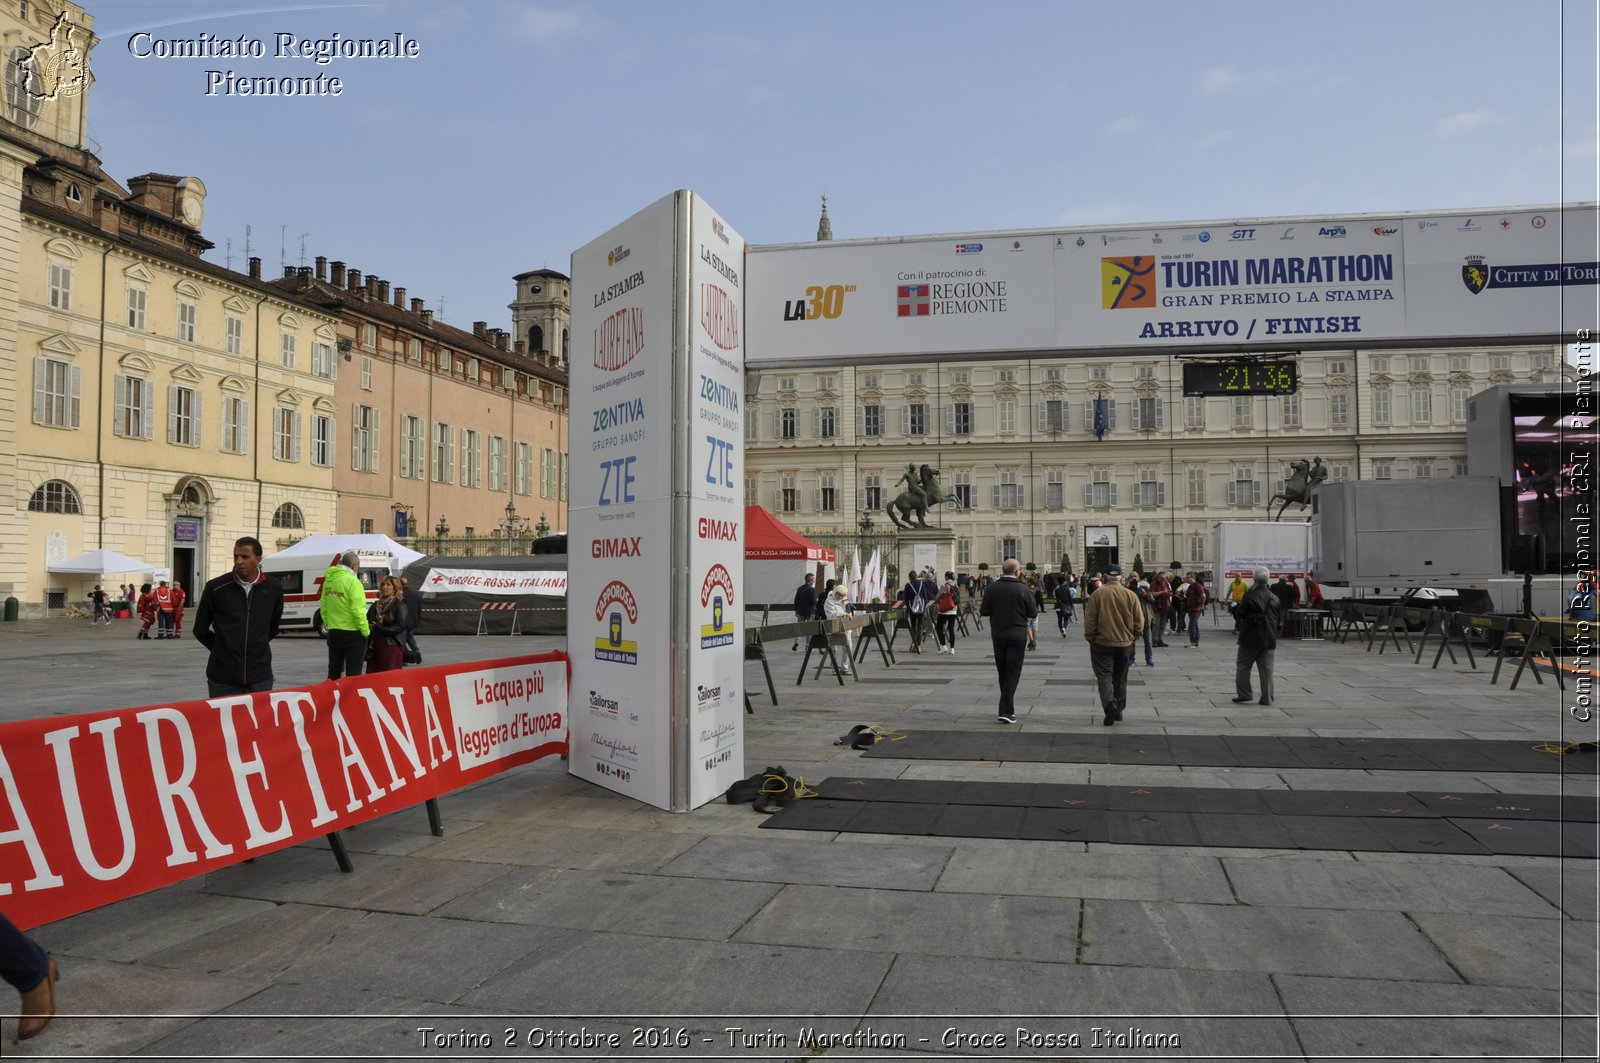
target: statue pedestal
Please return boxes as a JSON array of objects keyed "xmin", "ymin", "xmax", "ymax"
[{"xmin": 897, "ymin": 528, "xmax": 955, "ymax": 584}]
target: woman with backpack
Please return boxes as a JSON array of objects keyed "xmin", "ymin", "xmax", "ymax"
[{"xmin": 934, "ymin": 579, "xmax": 960, "ymax": 654}]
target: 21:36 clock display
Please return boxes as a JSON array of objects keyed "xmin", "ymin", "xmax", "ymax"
[{"xmin": 1181, "ymin": 360, "xmax": 1298, "ymax": 396}]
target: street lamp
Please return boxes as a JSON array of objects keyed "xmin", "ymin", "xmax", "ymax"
[
  {"xmin": 500, "ymin": 500, "xmax": 530, "ymax": 552},
  {"xmin": 858, "ymin": 511, "xmax": 875, "ymax": 535},
  {"xmin": 390, "ymin": 502, "xmax": 415, "ymax": 539},
  {"xmin": 435, "ymin": 515, "xmax": 448, "ymax": 554},
  {"xmin": 535, "ymin": 512, "xmax": 551, "ymax": 538}
]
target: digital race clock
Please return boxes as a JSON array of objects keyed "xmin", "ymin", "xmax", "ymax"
[{"xmin": 1182, "ymin": 359, "xmax": 1298, "ymax": 396}]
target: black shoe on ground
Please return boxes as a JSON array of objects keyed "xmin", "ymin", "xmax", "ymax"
[
  {"xmin": 1102, "ymin": 713, "xmax": 1116, "ymax": 726},
  {"xmin": 997, "ymin": 714, "xmax": 1018, "ymax": 724},
  {"xmin": 1259, "ymin": 700, "xmax": 1272, "ymax": 706},
  {"xmin": 1231, "ymin": 696, "xmax": 1252, "ymax": 703}
]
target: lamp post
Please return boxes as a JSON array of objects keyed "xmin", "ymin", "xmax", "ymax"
[
  {"xmin": 435, "ymin": 516, "xmax": 448, "ymax": 555},
  {"xmin": 500, "ymin": 500, "xmax": 530, "ymax": 553},
  {"xmin": 1066, "ymin": 525, "xmax": 1078, "ymax": 574},
  {"xmin": 858, "ymin": 511, "xmax": 874, "ymax": 535},
  {"xmin": 390, "ymin": 502, "xmax": 415, "ymax": 539},
  {"xmin": 535, "ymin": 512, "xmax": 551, "ymax": 539}
]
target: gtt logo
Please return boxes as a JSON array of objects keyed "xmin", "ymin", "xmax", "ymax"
[{"xmin": 1231, "ymin": 228, "xmax": 1256, "ymax": 241}]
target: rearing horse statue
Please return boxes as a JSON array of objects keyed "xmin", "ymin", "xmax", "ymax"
[
  {"xmin": 1269, "ymin": 456, "xmax": 1328, "ymax": 520},
  {"xmin": 887, "ymin": 463, "xmax": 963, "ymax": 529}
]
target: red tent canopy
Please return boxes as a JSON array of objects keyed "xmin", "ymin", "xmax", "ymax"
[{"xmin": 745, "ymin": 505, "xmax": 835, "ymax": 562}]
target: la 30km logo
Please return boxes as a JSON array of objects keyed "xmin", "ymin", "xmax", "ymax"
[{"xmin": 782, "ymin": 283, "xmax": 855, "ymax": 321}]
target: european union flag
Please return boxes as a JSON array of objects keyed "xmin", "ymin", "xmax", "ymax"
[{"xmin": 1094, "ymin": 396, "xmax": 1107, "ymax": 441}]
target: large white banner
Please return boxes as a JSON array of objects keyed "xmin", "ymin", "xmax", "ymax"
[
  {"xmin": 569, "ymin": 194, "xmax": 678, "ymax": 810},
  {"xmin": 569, "ymin": 191, "xmax": 747, "ymax": 811},
  {"xmin": 746, "ymin": 205, "xmax": 1597, "ymax": 363},
  {"xmin": 422, "ymin": 568, "xmax": 567, "ymax": 596}
]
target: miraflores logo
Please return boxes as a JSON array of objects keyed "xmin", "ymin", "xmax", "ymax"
[{"xmin": 22, "ymin": 12, "xmax": 88, "ymax": 103}]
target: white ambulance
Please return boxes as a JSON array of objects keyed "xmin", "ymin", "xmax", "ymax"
[{"xmin": 258, "ymin": 535, "xmax": 419, "ymax": 635}]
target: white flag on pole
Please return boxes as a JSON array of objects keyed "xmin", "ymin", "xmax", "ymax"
[{"xmin": 850, "ymin": 548, "xmax": 863, "ymax": 603}]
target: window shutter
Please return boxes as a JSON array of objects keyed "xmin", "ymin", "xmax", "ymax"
[
  {"xmin": 139, "ymin": 382, "xmax": 153, "ymax": 439},
  {"xmin": 811, "ymin": 408, "xmax": 820, "ymax": 437},
  {"xmin": 812, "ymin": 489, "xmax": 820, "ymax": 510},
  {"xmin": 1156, "ymin": 399, "xmax": 1165, "ymax": 429},
  {"xmin": 292, "ymin": 411, "xmax": 303, "ymax": 463},
  {"xmin": 1017, "ymin": 485, "xmax": 1025, "ymax": 509},
  {"xmin": 1083, "ymin": 483, "xmax": 1093, "ymax": 507},
  {"xmin": 68, "ymin": 364, "xmax": 81, "ymax": 428},
  {"xmin": 855, "ymin": 407, "xmax": 864, "ymax": 436},
  {"xmin": 113, "ymin": 375, "xmax": 127, "ymax": 436},
  {"xmin": 1036, "ymin": 402, "xmax": 1047, "ymax": 432},
  {"xmin": 32, "ymin": 357, "xmax": 47, "ymax": 424},
  {"xmin": 991, "ymin": 484, "xmax": 1000, "ymax": 508},
  {"xmin": 857, "ymin": 487, "xmax": 865, "ymax": 510},
  {"xmin": 1157, "ymin": 482, "xmax": 1166, "ymax": 506},
  {"xmin": 900, "ymin": 405, "xmax": 910, "ymax": 434},
  {"xmin": 168, "ymin": 386, "xmax": 180, "ymax": 443},
  {"xmin": 773, "ymin": 486, "xmax": 782, "ymax": 511},
  {"xmin": 239, "ymin": 400, "xmax": 250, "ymax": 453},
  {"xmin": 1252, "ymin": 480, "xmax": 1261, "ymax": 506},
  {"xmin": 190, "ymin": 392, "xmax": 202, "ymax": 445},
  {"xmin": 1226, "ymin": 481, "xmax": 1237, "ymax": 505},
  {"xmin": 1109, "ymin": 482, "xmax": 1118, "ymax": 506},
  {"xmin": 1107, "ymin": 400, "xmax": 1117, "ymax": 429},
  {"xmin": 946, "ymin": 403, "xmax": 955, "ymax": 434}
]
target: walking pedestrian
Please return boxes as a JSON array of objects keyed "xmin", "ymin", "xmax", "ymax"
[
  {"xmin": 934, "ymin": 578, "xmax": 959, "ymax": 653},
  {"xmin": 791, "ymin": 572, "xmax": 817, "ymax": 650},
  {"xmin": 1026, "ymin": 579, "xmax": 1044, "ymax": 650},
  {"xmin": 89, "ymin": 584, "xmax": 108, "ymax": 624},
  {"xmin": 1232, "ymin": 566, "xmax": 1281, "ymax": 706},
  {"xmin": 1148, "ymin": 572, "xmax": 1170, "ymax": 646},
  {"xmin": 1134, "ymin": 577, "xmax": 1157, "ymax": 666},
  {"xmin": 171, "ymin": 580, "xmax": 187, "ymax": 637},
  {"xmin": 1, "ymin": 910, "xmax": 57, "ymax": 1041},
  {"xmin": 1184, "ymin": 574, "xmax": 1209, "ymax": 647},
  {"xmin": 320, "ymin": 552, "xmax": 371, "ymax": 680},
  {"xmin": 1084, "ymin": 564, "xmax": 1142, "ymax": 725},
  {"xmin": 154, "ymin": 579, "xmax": 175, "ymax": 638},
  {"xmin": 1270, "ymin": 575, "xmax": 1299, "ymax": 634},
  {"xmin": 365, "ymin": 576, "xmax": 410, "ymax": 673},
  {"xmin": 400, "ymin": 576, "xmax": 423, "ymax": 662},
  {"xmin": 192, "ymin": 536, "xmax": 285, "ymax": 697},
  {"xmin": 901, "ymin": 569, "xmax": 936, "ymax": 653},
  {"xmin": 136, "ymin": 582, "xmax": 157, "ymax": 639},
  {"xmin": 980, "ymin": 558, "xmax": 1037, "ymax": 723},
  {"xmin": 822, "ymin": 582, "xmax": 853, "ymax": 673}
]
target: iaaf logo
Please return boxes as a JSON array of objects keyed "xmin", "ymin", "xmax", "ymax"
[
  {"xmin": 594, "ymin": 580, "xmax": 639, "ymax": 665},
  {"xmin": 699, "ymin": 564, "xmax": 736, "ymax": 648},
  {"xmin": 1372, "ymin": 226, "xmax": 1399, "ymax": 236}
]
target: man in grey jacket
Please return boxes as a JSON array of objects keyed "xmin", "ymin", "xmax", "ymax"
[{"xmin": 979, "ymin": 558, "xmax": 1037, "ymax": 724}]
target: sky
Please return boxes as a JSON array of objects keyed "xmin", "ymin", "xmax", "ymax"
[{"xmin": 83, "ymin": 0, "xmax": 1598, "ymax": 338}]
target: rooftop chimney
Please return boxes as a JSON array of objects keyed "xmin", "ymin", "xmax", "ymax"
[
  {"xmin": 248, "ymin": 256, "xmax": 261, "ymax": 280},
  {"xmin": 394, "ymin": 286, "xmax": 405, "ymax": 308},
  {"xmin": 378, "ymin": 280, "xmax": 389, "ymax": 302},
  {"xmin": 348, "ymin": 269, "xmax": 362, "ymax": 292},
  {"xmin": 496, "ymin": 331, "xmax": 509, "ymax": 351},
  {"xmin": 315, "ymin": 256, "xmax": 326, "ymax": 281},
  {"xmin": 283, "ymin": 265, "xmax": 296, "ymax": 279},
  {"xmin": 411, "ymin": 297, "xmax": 423, "ymax": 313},
  {"xmin": 421, "ymin": 309, "xmax": 433, "ymax": 327},
  {"xmin": 473, "ymin": 321, "xmax": 487, "ymax": 339},
  {"xmin": 330, "ymin": 260, "xmax": 345, "ymax": 287},
  {"xmin": 365, "ymin": 275, "xmax": 377, "ymax": 298},
  {"xmin": 514, "ymin": 340, "xmax": 526, "ymax": 355}
]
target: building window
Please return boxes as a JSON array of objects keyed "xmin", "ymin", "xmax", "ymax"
[
  {"xmin": 1085, "ymin": 397, "xmax": 1117, "ymax": 433},
  {"xmin": 1449, "ymin": 354, "xmax": 1470, "ymax": 373},
  {"xmin": 818, "ymin": 373, "xmax": 837, "ymax": 391},
  {"xmin": 32, "ymin": 357, "xmax": 79, "ymax": 428},
  {"xmin": 28, "ymin": 479, "xmax": 81, "ymax": 513},
  {"xmin": 1281, "ymin": 393, "xmax": 1301, "ymax": 427},
  {"xmin": 1413, "ymin": 459, "xmax": 1434, "ymax": 479},
  {"xmin": 352, "ymin": 404, "xmax": 379, "ymax": 472},
  {"xmin": 515, "ymin": 442, "xmax": 533, "ymax": 495},
  {"xmin": 460, "ymin": 428, "xmax": 481, "ymax": 488},
  {"xmin": 5, "ymin": 47, "xmax": 42, "ymax": 127},
  {"xmin": 1185, "ymin": 396, "xmax": 1206, "ymax": 429},
  {"xmin": 273, "ymin": 407, "xmax": 301, "ymax": 462},
  {"xmin": 862, "ymin": 373, "xmax": 880, "ymax": 389},
  {"xmin": 1187, "ymin": 466, "xmax": 1206, "ymax": 506},
  {"xmin": 954, "ymin": 470, "xmax": 973, "ymax": 508},
  {"xmin": 488, "ymin": 436, "xmax": 507, "ymax": 491},
  {"xmin": 1132, "ymin": 396, "xmax": 1164, "ymax": 430},
  {"xmin": 399, "ymin": 415, "xmax": 424, "ymax": 478},
  {"xmin": 1327, "ymin": 359, "xmax": 1348, "ymax": 376},
  {"xmin": 1231, "ymin": 396, "xmax": 1252, "ymax": 429},
  {"xmin": 1329, "ymin": 462, "xmax": 1350, "ymax": 482},
  {"xmin": 817, "ymin": 406, "xmax": 837, "ymax": 439},
  {"xmin": 1091, "ymin": 366, "xmax": 1107, "ymax": 381},
  {"xmin": 361, "ymin": 323, "xmax": 377, "ymax": 350},
  {"xmin": 1135, "ymin": 467, "xmax": 1165, "ymax": 507},
  {"xmin": 780, "ymin": 407, "xmax": 797, "ymax": 439},
  {"xmin": 1045, "ymin": 367, "xmax": 1062, "ymax": 382},
  {"xmin": 778, "ymin": 375, "xmax": 796, "ymax": 392},
  {"xmin": 272, "ymin": 502, "xmax": 305, "ymax": 529},
  {"xmin": 818, "ymin": 473, "xmax": 836, "ymax": 512},
  {"xmin": 225, "ymin": 314, "xmax": 243, "ymax": 356},
  {"xmin": 1228, "ymin": 466, "xmax": 1259, "ymax": 506},
  {"xmin": 312, "ymin": 414, "xmax": 334, "ymax": 467},
  {"xmin": 407, "ymin": 337, "xmax": 422, "ymax": 363},
  {"xmin": 168, "ymin": 385, "xmax": 199, "ymax": 446},
  {"xmin": 957, "ymin": 537, "xmax": 972, "ymax": 565},
  {"xmin": 1039, "ymin": 399, "xmax": 1067, "ymax": 432},
  {"xmin": 1136, "ymin": 364, "xmax": 1155, "ymax": 380},
  {"xmin": 997, "ymin": 397, "xmax": 1017, "ymax": 434},
  {"xmin": 1372, "ymin": 355, "xmax": 1390, "ymax": 373},
  {"xmin": 1453, "ymin": 458, "xmax": 1470, "ymax": 478},
  {"xmin": 48, "ymin": 263, "xmax": 72, "ymax": 310},
  {"xmin": 995, "ymin": 469, "xmax": 1021, "ymax": 509},
  {"xmin": 1085, "ymin": 469, "xmax": 1115, "ymax": 508},
  {"xmin": 431, "ymin": 422, "xmax": 454, "ymax": 483},
  {"xmin": 540, "ymin": 447, "xmax": 558, "ymax": 498},
  {"xmin": 951, "ymin": 370, "xmax": 969, "ymax": 385},
  {"xmin": 861, "ymin": 404, "xmax": 882, "ymax": 437},
  {"xmin": 1449, "ymin": 385, "xmax": 1468, "ymax": 423},
  {"xmin": 863, "ymin": 473, "xmax": 882, "ymax": 510},
  {"xmin": 780, "ymin": 474, "xmax": 797, "ymax": 513},
  {"xmin": 126, "ymin": 285, "xmax": 147, "ymax": 330},
  {"xmin": 278, "ymin": 332, "xmax": 295, "ymax": 370},
  {"xmin": 222, "ymin": 396, "xmax": 249, "ymax": 454},
  {"xmin": 1490, "ymin": 353, "xmax": 1510, "ymax": 371},
  {"xmin": 1531, "ymin": 351, "xmax": 1554, "ymax": 371},
  {"xmin": 177, "ymin": 300, "xmax": 196, "ymax": 343},
  {"xmin": 950, "ymin": 401, "xmax": 972, "ymax": 435},
  {"xmin": 996, "ymin": 368, "xmax": 1016, "ymax": 384},
  {"xmin": 1409, "ymin": 355, "xmax": 1430, "ymax": 374},
  {"xmin": 1373, "ymin": 460, "xmax": 1393, "ymax": 480},
  {"xmin": 744, "ymin": 474, "xmax": 757, "ymax": 505},
  {"xmin": 908, "ymin": 372, "xmax": 924, "ymax": 387},
  {"xmin": 1410, "ymin": 386, "xmax": 1432, "ymax": 424},
  {"xmin": 1002, "ymin": 536, "xmax": 1021, "ymax": 560},
  {"xmin": 1189, "ymin": 533, "xmax": 1206, "ymax": 562},
  {"xmin": 358, "ymin": 518, "xmax": 373, "ymax": 534},
  {"xmin": 112, "ymin": 375, "xmax": 153, "ymax": 439},
  {"xmin": 311, "ymin": 342, "xmax": 335, "ymax": 379},
  {"xmin": 1045, "ymin": 469, "xmax": 1064, "ymax": 509},
  {"xmin": 1330, "ymin": 391, "xmax": 1350, "ymax": 427},
  {"xmin": 1373, "ymin": 385, "xmax": 1392, "ymax": 425},
  {"xmin": 904, "ymin": 403, "xmax": 928, "ymax": 436}
]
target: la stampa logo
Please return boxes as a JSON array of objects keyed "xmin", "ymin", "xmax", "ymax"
[{"xmin": 896, "ymin": 284, "xmax": 930, "ymax": 317}]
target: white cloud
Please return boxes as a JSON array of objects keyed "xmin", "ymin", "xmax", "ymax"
[
  {"xmin": 1193, "ymin": 129, "xmax": 1234, "ymax": 151},
  {"xmin": 1198, "ymin": 66, "xmax": 1243, "ymax": 94},
  {"xmin": 515, "ymin": 5, "xmax": 592, "ymax": 42},
  {"xmin": 1105, "ymin": 116, "xmax": 1145, "ymax": 135},
  {"xmin": 1432, "ymin": 110, "xmax": 1505, "ymax": 139}
]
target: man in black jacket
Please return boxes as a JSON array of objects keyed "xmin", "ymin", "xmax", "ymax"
[
  {"xmin": 791, "ymin": 572, "xmax": 817, "ymax": 650},
  {"xmin": 980, "ymin": 558, "xmax": 1038, "ymax": 724},
  {"xmin": 192, "ymin": 536, "xmax": 285, "ymax": 697},
  {"xmin": 1232, "ymin": 566, "xmax": 1281, "ymax": 706},
  {"xmin": 401, "ymin": 577, "xmax": 423, "ymax": 661}
]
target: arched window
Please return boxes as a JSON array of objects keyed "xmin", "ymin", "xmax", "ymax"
[
  {"xmin": 561, "ymin": 328, "xmax": 569, "ymax": 363},
  {"xmin": 28, "ymin": 480, "xmax": 81, "ymax": 514},
  {"xmin": 5, "ymin": 48, "xmax": 42, "ymax": 129},
  {"xmin": 272, "ymin": 502, "xmax": 304, "ymax": 529},
  {"xmin": 528, "ymin": 325, "xmax": 543, "ymax": 353}
]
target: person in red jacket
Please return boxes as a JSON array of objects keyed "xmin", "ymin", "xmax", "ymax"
[
  {"xmin": 137, "ymin": 582, "xmax": 157, "ymax": 639},
  {"xmin": 153, "ymin": 579, "xmax": 175, "ymax": 639},
  {"xmin": 170, "ymin": 581, "xmax": 187, "ymax": 637}
]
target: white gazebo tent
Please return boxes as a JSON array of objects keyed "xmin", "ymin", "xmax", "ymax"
[{"xmin": 46, "ymin": 549, "xmax": 157, "ymax": 577}]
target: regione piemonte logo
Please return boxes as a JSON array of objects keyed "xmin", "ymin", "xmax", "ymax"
[
  {"xmin": 594, "ymin": 580, "xmax": 639, "ymax": 664},
  {"xmin": 699, "ymin": 564, "xmax": 736, "ymax": 648},
  {"xmin": 1101, "ymin": 256, "xmax": 1156, "ymax": 309},
  {"xmin": 897, "ymin": 284, "xmax": 931, "ymax": 317}
]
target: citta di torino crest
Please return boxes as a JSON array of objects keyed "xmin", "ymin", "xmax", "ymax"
[{"xmin": 1461, "ymin": 257, "xmax": 1490, "ymax": 294}]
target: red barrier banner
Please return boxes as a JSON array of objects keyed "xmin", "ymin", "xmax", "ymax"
[{"xmin": 0, "ymin": 652, "xmax": 569, "ymax": 930}]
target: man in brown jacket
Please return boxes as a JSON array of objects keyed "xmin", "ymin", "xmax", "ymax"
[{"xmin": 1083, "ymin": 564, "xmax": 1145, "ymax": 726}]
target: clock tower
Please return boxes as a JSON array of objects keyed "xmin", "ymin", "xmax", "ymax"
[{"xmin": 510, "ymin": 268, "xmax": 571, "ymax": 369}]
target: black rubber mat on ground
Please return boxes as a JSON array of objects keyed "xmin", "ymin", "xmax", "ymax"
[
  {"xmin": 857, "ymin": 731, "xmax": 1600, "ymax": 774},
  {"xmin": 763, "ymin": 777, "xmax": 1597, "ymax": 856}
]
